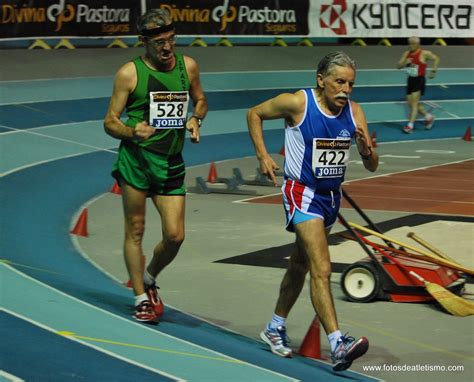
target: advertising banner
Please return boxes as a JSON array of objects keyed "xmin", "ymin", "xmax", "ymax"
[
  {"xmin": 147, "ymin": 0, "xmax": 309, "ymax": 37},
  {"xmin": 0, "ymin": 0, "xmax": 141, "ymax": 39},
  {"xmin": 1, "ymin": 0, "xmax": 473, "ymax": 40},
  {"xmin": 309, "ymin": 0, "xmax": 474, "ymax": 38}
]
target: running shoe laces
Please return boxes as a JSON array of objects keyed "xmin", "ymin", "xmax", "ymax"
[
  {"xmin": 331, "ymin": 333, "xmax": 369, "ymax": 371},
  {"xmin": 260, "ymin": 326, "xmax": 292, "ymax": 358},
  {"xmin": 133, "ymin": 300, "xmax": 158, "ymax": 323},
  {"xmin": 145, "ymin": 282, "xmax": 164, "ymax": 317}
]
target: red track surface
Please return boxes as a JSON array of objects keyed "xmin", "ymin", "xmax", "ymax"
[{"xmin": 246, "ymin": 160, "xmax": 474, "ymax": 216}]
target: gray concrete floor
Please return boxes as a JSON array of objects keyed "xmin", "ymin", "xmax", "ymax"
[{"xmin": 78, "ymin": 141, "xmax": 473, "ymax": 382}]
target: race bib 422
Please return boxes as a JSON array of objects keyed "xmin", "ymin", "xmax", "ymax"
[{"xmin": 312, "ymin": 138, "xmax": 351, "ymax": 178}]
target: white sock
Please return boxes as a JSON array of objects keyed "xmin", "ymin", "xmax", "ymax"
[
  {"xmin": 425, "ymin": 113, "xmax": 433, "ymax": 120},
  {"xmin": 134, "ymin": 293, "xmax": 148, "ymax": 307},
  {"xmin": 328, "ymin": 330, "xmax": 343, "ymax": 352},
  {"xmin": 143, "ymin": 269, "xmax": 155, "ymax": 286},
  {"xmin": 268, "ymin": 313, "xmax": 286, "ymax": 330},
  {"xmin": 408, "ymin": 122, "xmax": 414, "ymax": 128}
]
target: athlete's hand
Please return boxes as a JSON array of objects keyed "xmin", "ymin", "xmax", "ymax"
[
  {"xmin": 186, "ymin": 118, "xmax": 200, "ymax": 143},
  {"xmin": 355, "ymin": 126, "xmax": 371, "ymax": 157},
  {"xmin": 258, "ymin": 155, "xmax": 279, "ymax": 186},
  {"xmin": 133, "ymin": 121, "xmax": 155, "ymax": 141}
]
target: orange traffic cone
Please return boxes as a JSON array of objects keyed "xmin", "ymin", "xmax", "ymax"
[
  {"xmin": 371, "ymin": 131, "xmax": 377, "ymax": 148},
  {"xmin": 462, "ymin": 126, "xmax": 471, "ymax": 141},
  {"xmin": 124, "ymin": 255, "xmax": 146, "ymax": 288},
  {"xmin": 207, "ymin": 162, "xmax": 218, "ymax": 183},
  {"xmin": 70, "ymin": 208, "xmax": 88, "ymax": 237},
  {"xmin": 298, "ymin": 316, "xmax": 322, "ymax": 359},
  {"xmin": 110, "ymin": 181, "xmax": 122, "ymax": 195},
  {"xmin": 279, "ymin": 145, "xmax": 285, "ymax": 156}
]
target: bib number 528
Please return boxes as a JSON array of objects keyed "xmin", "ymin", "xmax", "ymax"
[{"xmin": 155, "ymin": 103, "xmax": 185, "ymax": 118}]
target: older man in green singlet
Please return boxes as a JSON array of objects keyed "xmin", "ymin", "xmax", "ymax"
[{"xmin": 104, "ymin": 8, "xmax": 208, "ymax": 323}]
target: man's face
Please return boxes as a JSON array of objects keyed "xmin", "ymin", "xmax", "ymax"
[
  {"xmin": 317, "ymin": 65, "xmax": 355, "ymax": 110},
  {"xmin": 144, "ymin": 28, "xmax": 176, "ymax": 67},
  {"xmin": 408, "ymin": 38, "xmax": 419, "ymax": 51}
]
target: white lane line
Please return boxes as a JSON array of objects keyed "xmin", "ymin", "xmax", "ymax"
[
  {"xmin": 1, "ymin": 264, "xmax": 300, "ymax": 382},
  {"xmin": 1, "ymin": 307, "xmax": 183, "ymax": 382},
  {"xmin": 361, "ymin": 99, "xmax": 473, "ymax": 106},
  {"xmin": 0, "ymin": 120, "xmax": 103, "ymax": 134},
  {"xmin": 0, "ymin": 150, "xmax": 117, "ymax": 178},
  {"xmin": 0, "ymin": 67, "xmax": 471, "ymax": 83},
  {"xmin": 0, "ymin": 94, "xmax": 110, "ymax": 106},
  {"xmin": 0, "ymin": 124, "xmax": 119, "ymax": 177},
  {"xmin": 2, "ymin": 88, "xmax": 473, "ymax": 106},
  {"xmin": 234, "ymin": 157, "xmax": 474, "ymax": 204},
  {"xmin": 0, "ymin": 126, "xmax": 117, "ymax": 153},
  {"xmin": 424, "ymin": 100, "xmax": 461, "ymax": 118},
  {"xmin": 0, "ymin": 370, "xmax": 25, "ymax": 382},
  {"xmin": 415, "ymin": 150, "xmax": 455, "ymax": 154},
  {"xmin": 346, "ymin": 195, "xmax": 474, "ymax": 204},
  {"xmin": 379, "ymin": 155, "xmax": 421, "ymax": 159},
  {"xmin": 345, "ymin": 158, "xmax": 474, "ymax": 185}
]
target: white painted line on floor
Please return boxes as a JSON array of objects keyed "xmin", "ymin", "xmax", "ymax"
[
  {"xmin": 0, "ymin": 150, "xmax": 117, "ymax": 178},
  {"xmin": 1, "ymin": 264, "xmax": 301, "ymax": 382},
  {"xmin": 415, "ymin": 150, "xmax": 456, "ymax": 154},
  {"xmin": 0, "ymin": 370, "xmax": 25, "ymax": 382},
  {"xmin": 1, "ymin": 307, "xmax": 183, "ymax": 381},
  {"xmin": 379, "ymin": 155, "xmax": 421, "ymax": 158}
]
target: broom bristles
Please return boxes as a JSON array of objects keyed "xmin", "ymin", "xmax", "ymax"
[
  {"xmin": 408, "ymin": 271, "xmax": 474, "ymax": 317},
  {"xmin": 425, "ymin": 281, "xmax": 474, "ymax": 317}
]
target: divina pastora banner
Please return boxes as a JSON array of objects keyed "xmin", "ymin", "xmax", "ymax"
[
  {"xmin": 1, "ymin": 0, "xmax": 473, "ymax": 40},
  {"xmin": 146, "ymin": 0, "xmax": 310, "ymax": 37},
  {"xmin": 0, "ymin": 0, "xmax": 141, "ymax": 39}
]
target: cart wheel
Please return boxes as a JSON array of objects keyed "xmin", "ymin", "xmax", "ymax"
[{"xmin": 341, "ymin": 262, "xmax": 379, "ymax": 303}]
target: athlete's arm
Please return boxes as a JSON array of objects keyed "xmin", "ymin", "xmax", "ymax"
[
  {"xmin": 184, "ymin": 56, "xmax": 208, "ymax": 143},
  {"xmin": 423, "ymin": 50, "xmax": 440, "ymax": 79},
  {"xmin": 104, "ymin": 62, "xmax": 154, "ymax": 141},
  {"xmin": 247, "ymin": 92, "xmax": 304, "ymax": 185},
  {"xmin": 351, "ymin": 101, "xmax": 378, "ymax": 172},
  {"xmin": 397, "ymin": 51, "xmax": 410, "ymax": 69}
]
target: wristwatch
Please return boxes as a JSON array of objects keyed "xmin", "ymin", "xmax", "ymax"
[{"xmin": 190, "ymin": 115, "xmax": 202, "ymax": 127}]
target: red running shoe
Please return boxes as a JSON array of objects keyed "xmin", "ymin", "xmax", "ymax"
[
  {"xmin": 424, "ymin": 115, "xmax": 434, "ymax": 130},
  {"xmin": 133, "ymin": 300, "xmax": 158, "ymax": 323},
  {"xmin": 145, "ymin": 283, "xmax": 164, "ymax": 317}
]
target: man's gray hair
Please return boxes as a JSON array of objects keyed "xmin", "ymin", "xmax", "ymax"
[
  {"xmin": 137, "ymin": 9, "xmax": 172, "ymax": 32},
  {"xmin": 317, "ymin": 51, "xmax": 356, "ymax": 78}
]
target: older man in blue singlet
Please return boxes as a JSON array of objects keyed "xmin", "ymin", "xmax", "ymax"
[{"xmin": 247, "ymin": 51, "xmax": 378, "ymax": 371}]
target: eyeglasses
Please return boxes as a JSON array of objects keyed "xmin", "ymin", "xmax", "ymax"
[{"xmin": 146, "ymin": 35, "xmax": 177, "ymax": 49}]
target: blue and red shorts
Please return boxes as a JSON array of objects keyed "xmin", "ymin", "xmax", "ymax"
[{"xmin": 282, "ymin": 179, "xmax": 341, "ymax": 232}]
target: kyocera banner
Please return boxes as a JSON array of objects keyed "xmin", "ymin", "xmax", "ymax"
[
  {"xmin": 0, "ymin": 0, "xmax": 142, "ymax": 39},
  {"xmin": 147, "ymin": 0, "xmax": 309, "ymax": 36},
  {"xmin": 309, "ymin": 0, "xmax": 473, "ymax": 38}
]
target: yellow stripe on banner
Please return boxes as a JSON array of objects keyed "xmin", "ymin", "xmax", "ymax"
[{"xmin": 57, "ymin": 331, "xmax": 245, "ymax": 364}]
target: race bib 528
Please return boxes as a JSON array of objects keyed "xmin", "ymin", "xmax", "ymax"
[{"xmin": 149, "ymin": 91, "xmax": 189, "ymax": 129}]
